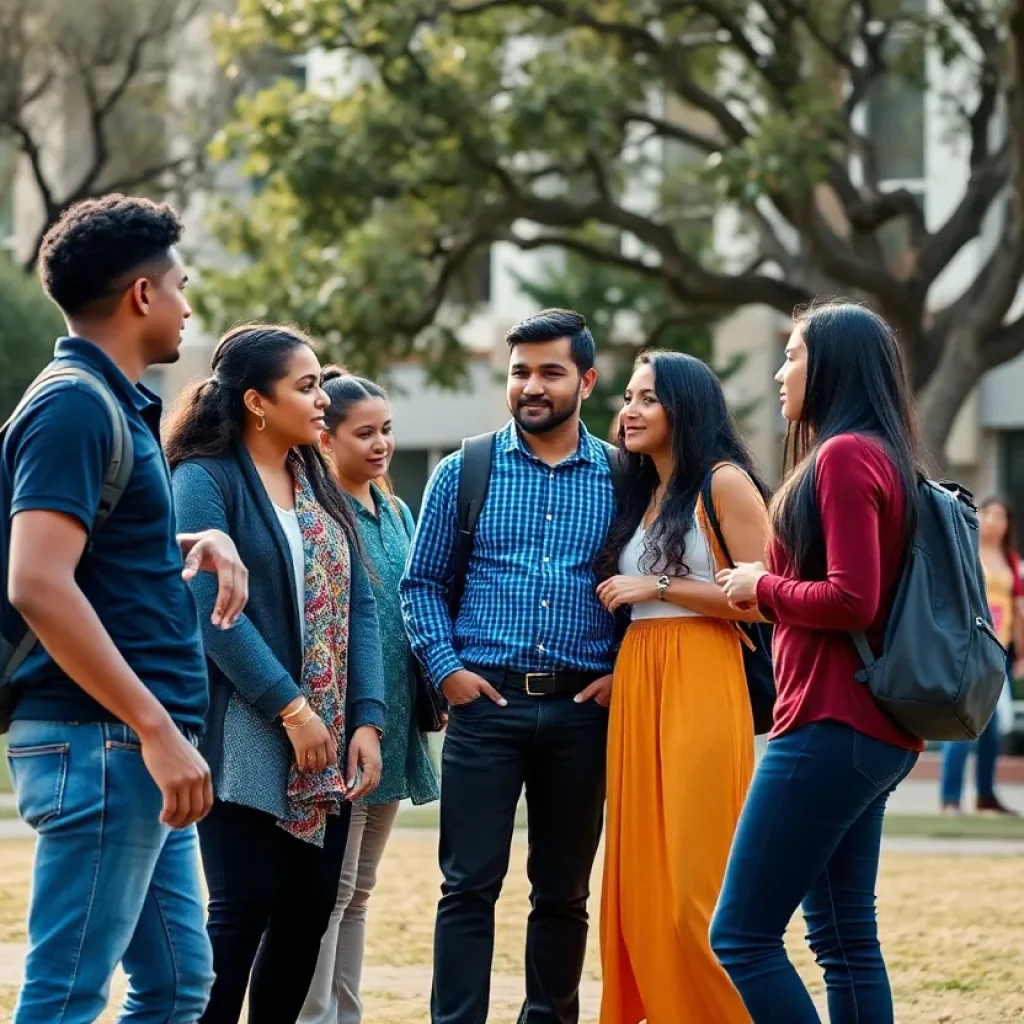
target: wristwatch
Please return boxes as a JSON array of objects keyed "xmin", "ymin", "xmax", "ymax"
[{"xmin": 656, "ymin": 575, "xmax": 670, "ymax": 601}]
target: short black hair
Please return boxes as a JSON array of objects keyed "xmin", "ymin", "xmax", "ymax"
[
  {"xmin": 38, "ymin": 193, "xmax": 184, "ymax": 315},
  {"xmin": 506, "ymin": 308, "xmax": 596, "ymax": 374}
]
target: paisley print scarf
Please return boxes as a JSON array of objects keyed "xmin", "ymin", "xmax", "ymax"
[{"xmin": 278, "ymin": 467, "xmax": 350, "ymax": 847}]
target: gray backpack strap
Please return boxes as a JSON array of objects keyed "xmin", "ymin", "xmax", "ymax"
[
  {"xmin": 448, "ymin": 432, "xmax": 496, "ymax": 617},
  {"xmin": 850, "ymin": 633, "xmax": 876, "ymax": 677},
  {"xmin": 1, "ymin": 366, "xmax": 134, "ymax": 685}
]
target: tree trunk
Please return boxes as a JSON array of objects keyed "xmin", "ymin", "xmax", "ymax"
[{"xmin": 915, "ymin": 325, "xmax": 981, "ymax": 476}]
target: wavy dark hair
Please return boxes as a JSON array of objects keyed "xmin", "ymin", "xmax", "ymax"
[
  {"xmin": 772, "ymin": 301, "xmax": 925, "ymax": 579},
  {"xmin": 597, "ymin": 351, "xmax": 769, "ymax": 579},
  {"xmin": 163, "ymin": 323, "xmax": 359, "ymax": 545}
]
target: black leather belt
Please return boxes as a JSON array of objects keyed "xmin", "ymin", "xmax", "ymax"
[{"xmin": 469, "ymin": 666, "xmax": 601, "ymax": 697}]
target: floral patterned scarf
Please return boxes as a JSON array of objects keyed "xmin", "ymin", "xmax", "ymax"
[{"xmin": 278, "ymin": 467, "xmax": 350, "ymax": 847}]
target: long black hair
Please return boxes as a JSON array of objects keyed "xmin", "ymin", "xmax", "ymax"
[
  {"xmin": 163, "ymin": 323, "xmax": 360, "ymax": 544},
  {"xmin": 772, "ymin": 301, "xmax": 925, "ymax": 579},
  {"xmin": 597, "ymin": 351, "xmax": 769, "ymax": 579}
]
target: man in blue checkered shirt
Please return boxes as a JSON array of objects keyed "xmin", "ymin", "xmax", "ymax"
[{"xmin": 401, "ymin": 309, "xmax": 618, "ymax": 1024}]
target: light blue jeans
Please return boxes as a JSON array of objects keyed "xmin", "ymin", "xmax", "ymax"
[{"xmin": 7, "ymin": 720, "xmax": 214, "ymax": 1023}]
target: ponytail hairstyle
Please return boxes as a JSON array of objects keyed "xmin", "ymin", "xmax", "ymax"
[
  {"xmin": 320, "ymin": 365, "xmax": 400, "ymax": 506},
  {"xmin": 163, "ymin": 323, "xmax": 360, "ymax": 545}
]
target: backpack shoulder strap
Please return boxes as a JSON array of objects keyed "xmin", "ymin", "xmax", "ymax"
[
  {"xmin": 2, "ymin": 366, "xmax": 134, "ymax": 685},
  {"xmin": 448, "ymin": 432, "xmax": 496, "ymax": 615},
  {"xmin": 2, "ymin": 365, "xmax": 134, "ymax": 532},
  {"xmin": 600, "ymin": 441, "xmax": 627, "ymax": 505},
  {"xmin": 700, "ymin": 462, "xmax": 734, "ymax": 568}
]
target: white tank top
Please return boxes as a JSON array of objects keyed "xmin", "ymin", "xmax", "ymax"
[{"xmin": 619, "ymin": 516, "xmax": 716, "ymax": 619}]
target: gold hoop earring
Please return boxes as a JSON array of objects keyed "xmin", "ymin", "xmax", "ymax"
[{"xmin": 255, "ymin": 411, "xmax": 266, "ymax": 432}]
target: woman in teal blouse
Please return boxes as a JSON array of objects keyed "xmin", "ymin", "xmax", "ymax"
[{"xmin": 299, "ymin": 367, "xmax": 439, "ymax": 1024}]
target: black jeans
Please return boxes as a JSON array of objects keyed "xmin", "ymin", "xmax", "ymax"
[
  {"xmin": 710, "ymin": 722, "xmax": 918, "ymax": 1023},
  {"xmin": 431, "ymin": 680, "xmax": 609, "ymax": 1024},
  {"xmin": 197, "ymin": 799, "xmax": 350, "ymax": 1024}
]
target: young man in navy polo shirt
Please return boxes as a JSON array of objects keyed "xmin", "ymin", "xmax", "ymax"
[{"xmin": 0, "ymin": 194, "xmax": 248, "ymax": 1023}]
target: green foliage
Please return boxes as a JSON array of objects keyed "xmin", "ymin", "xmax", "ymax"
[
  {"xmin": 198, "ymin": 0, "xmax": 1023, "ymax": 456},
  {"xmin": 0, "ymin": 258, "xmax": 63, "ymax": 419}
]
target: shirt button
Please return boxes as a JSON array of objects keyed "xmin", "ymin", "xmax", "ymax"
[
  {"xmin": 543, "ymin": 556, "xmax": 550, "ymax": 563},
  {"xmin": 546, "ymin": 514, "xmax": 553, "ymax": 521},
  {"xmin": 538, "ymin": 644, "xmax": 546, "ymax": 653},
  {"xmin": 541, "ymin": 600, "xmax": 549, "ymax": 608}
]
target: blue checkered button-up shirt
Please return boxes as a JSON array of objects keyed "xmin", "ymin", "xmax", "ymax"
[{"xmin": 400, "ymin": 421, "xmax": 618, "ymax": 686}]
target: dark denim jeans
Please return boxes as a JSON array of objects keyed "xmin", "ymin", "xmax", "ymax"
[
  {"xmin": 710, "ymin": 721, "xmax": 918, "ymax": 1024},
  {"xmin": 431, "ymin": 682, "xmax": 608, "ymax": 1024}
]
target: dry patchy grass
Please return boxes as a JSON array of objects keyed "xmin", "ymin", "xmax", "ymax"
[{"xmin": 0, "ymin": 834, "xmax": 1021, "ymax": 1022}]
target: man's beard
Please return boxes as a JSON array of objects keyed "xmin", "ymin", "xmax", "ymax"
[{"xmin": 512, "ymin": 395, "xmax": 578, "ymax": 436}]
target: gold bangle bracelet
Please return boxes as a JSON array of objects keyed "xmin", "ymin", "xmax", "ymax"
[
  {"xmin": 281, "ymin": 697, "xmax": 309, "ymax": 720},
  {"xmin": 282, "ymin": 712, "xmax": 315, "ymax": 730}
]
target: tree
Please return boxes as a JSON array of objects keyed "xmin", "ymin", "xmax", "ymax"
[
  {"xmin": 515, "ymin": 252, "xmax": 722, "ymax": 440},
  {"xmin": 0, "ymin": 0, "xmax": 236, "ymax": 269},
  {"xmin": 0, "ymin": 255, "xmax": 63, "ymax": 419},
  {"xmin": 206, "ymin": 0, "xmax": 1024, "ymax": 459}
]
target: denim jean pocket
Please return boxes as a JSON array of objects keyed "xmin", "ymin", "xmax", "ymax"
[
  {"xmin": 6, "ymin": 742, "xmax": 70, "ymax": 828},
  {"xmin": 852, "ymin": 731, "xmax": 913, "ymax": 791}
]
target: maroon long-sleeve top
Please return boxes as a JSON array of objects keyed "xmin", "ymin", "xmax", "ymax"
[{"xmin": 756, "ymin": 433, "xmax": 924, "ymax": 752}]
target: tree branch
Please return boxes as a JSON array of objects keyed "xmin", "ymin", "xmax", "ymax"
[
  {"xmin": 916, "ymin": 143, "xmax": 1010, "ymax": 286},
  {"xmin": 623, "ymin": 111, "xmax": 726, "ymax": 153}
]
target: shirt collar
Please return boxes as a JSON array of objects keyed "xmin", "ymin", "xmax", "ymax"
[
  {"xmin": 53, "ymin": 336, "xmax": 157, "ymax": 414},
  {"xmin": 497, "ymin": 419, "xmax": 602, "ymax": 466},
  {"xmin": 347, "ymin": 482, "xmax": 389, "ymax": 521}
]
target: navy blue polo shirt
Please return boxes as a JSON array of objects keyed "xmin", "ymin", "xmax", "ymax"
[{"xmin": 0, "ymin": 337, "xmax": 208, "ymax": 729}]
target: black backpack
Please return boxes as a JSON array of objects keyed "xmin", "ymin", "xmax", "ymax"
[
  {"xmin": 0, "ymin": 366, "xmax": 134, "ymax": 730},
  {"xmin": 446, "ymin": 431, "xmax": 626, "ymax": 618},
  {"xmin": 699, "ymin": 469, "xmax": 776, "ymax": 736},
  {"xmin": 851, "ymin": 479, "xmax": 1007, "ymax": 741}
]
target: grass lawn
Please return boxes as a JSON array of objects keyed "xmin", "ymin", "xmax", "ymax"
[
  {"xmin": 0, "ymin": 834, "xmax": 1022, "ymax": 1022},
  {"xmin": 395, "ymin": 800, "xmax": 1024, "ymax": 842}
]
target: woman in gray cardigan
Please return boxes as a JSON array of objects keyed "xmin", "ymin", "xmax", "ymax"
[{"xmin": 164, "ymin": 323, "xmax": 386, "ymax": 1024}]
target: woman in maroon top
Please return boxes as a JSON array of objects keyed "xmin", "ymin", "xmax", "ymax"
[{"xmin": 709, "ymin": 302, "xmax": 925, "ymax": 1024}]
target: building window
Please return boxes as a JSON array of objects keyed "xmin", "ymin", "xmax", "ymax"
[
  {"xmin": 865, "ymin": 30, "xmax": 926, "ymax": 181},
  {"xmin": 389, "ymin": 449, "xmax": 433, "ymax": 518}
]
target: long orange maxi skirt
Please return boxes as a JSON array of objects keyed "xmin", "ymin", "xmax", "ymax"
[{"xmin": 600, "ymin": 616, "xmax": 754, "ymax": 1024}]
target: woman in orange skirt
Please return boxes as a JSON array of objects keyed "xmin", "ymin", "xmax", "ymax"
[{"xmin": 596, "ymin": 353, "xmax": 770, "ymax": 1024}]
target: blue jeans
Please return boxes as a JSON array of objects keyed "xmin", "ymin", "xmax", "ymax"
[
  {"xmin": 710, "ymin": 721, "xmax": 918, "ymax": 1023},
  {"xmin": 7, "ymin": 720, "xmax": 214, "ymax": 1024},
  {"xmin": 940, "ymin": 651, "xmax": 1011, "ymax": 804},
  {"xmin": 940, "ymin": 709, "xmax": 1001, "ymax": 803}
]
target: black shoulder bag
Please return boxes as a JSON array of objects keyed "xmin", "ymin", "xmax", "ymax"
[{"xmin": 700, "ymin": 469, "xmax": 776, "ymax": 735}]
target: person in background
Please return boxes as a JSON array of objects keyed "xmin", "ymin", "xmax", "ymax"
[
  {"xmin": 940, "ymin": 496, "xmax": 1024, "ymax": 816},
  {"xmin": 713, "ymin": 302, "xmax": 924, "ymax": 1024},
  {"xmin": 1, "ymin": 194, "xmax": 248, "ymax": 1024},
  {"xmin": 300, "ymin": 368, "xmax": 440, "ymax": 1024},
  {"xmin": 402, "ymin": 308, "xmax": 617, "ymax": 1024},
  {"xmin": 165, "ymin": 325, "xmax": 386, "ymax": 1024},
  {"xmin": 596, "ymin": 352, "xmax": 769, "ymax": 1024}
]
